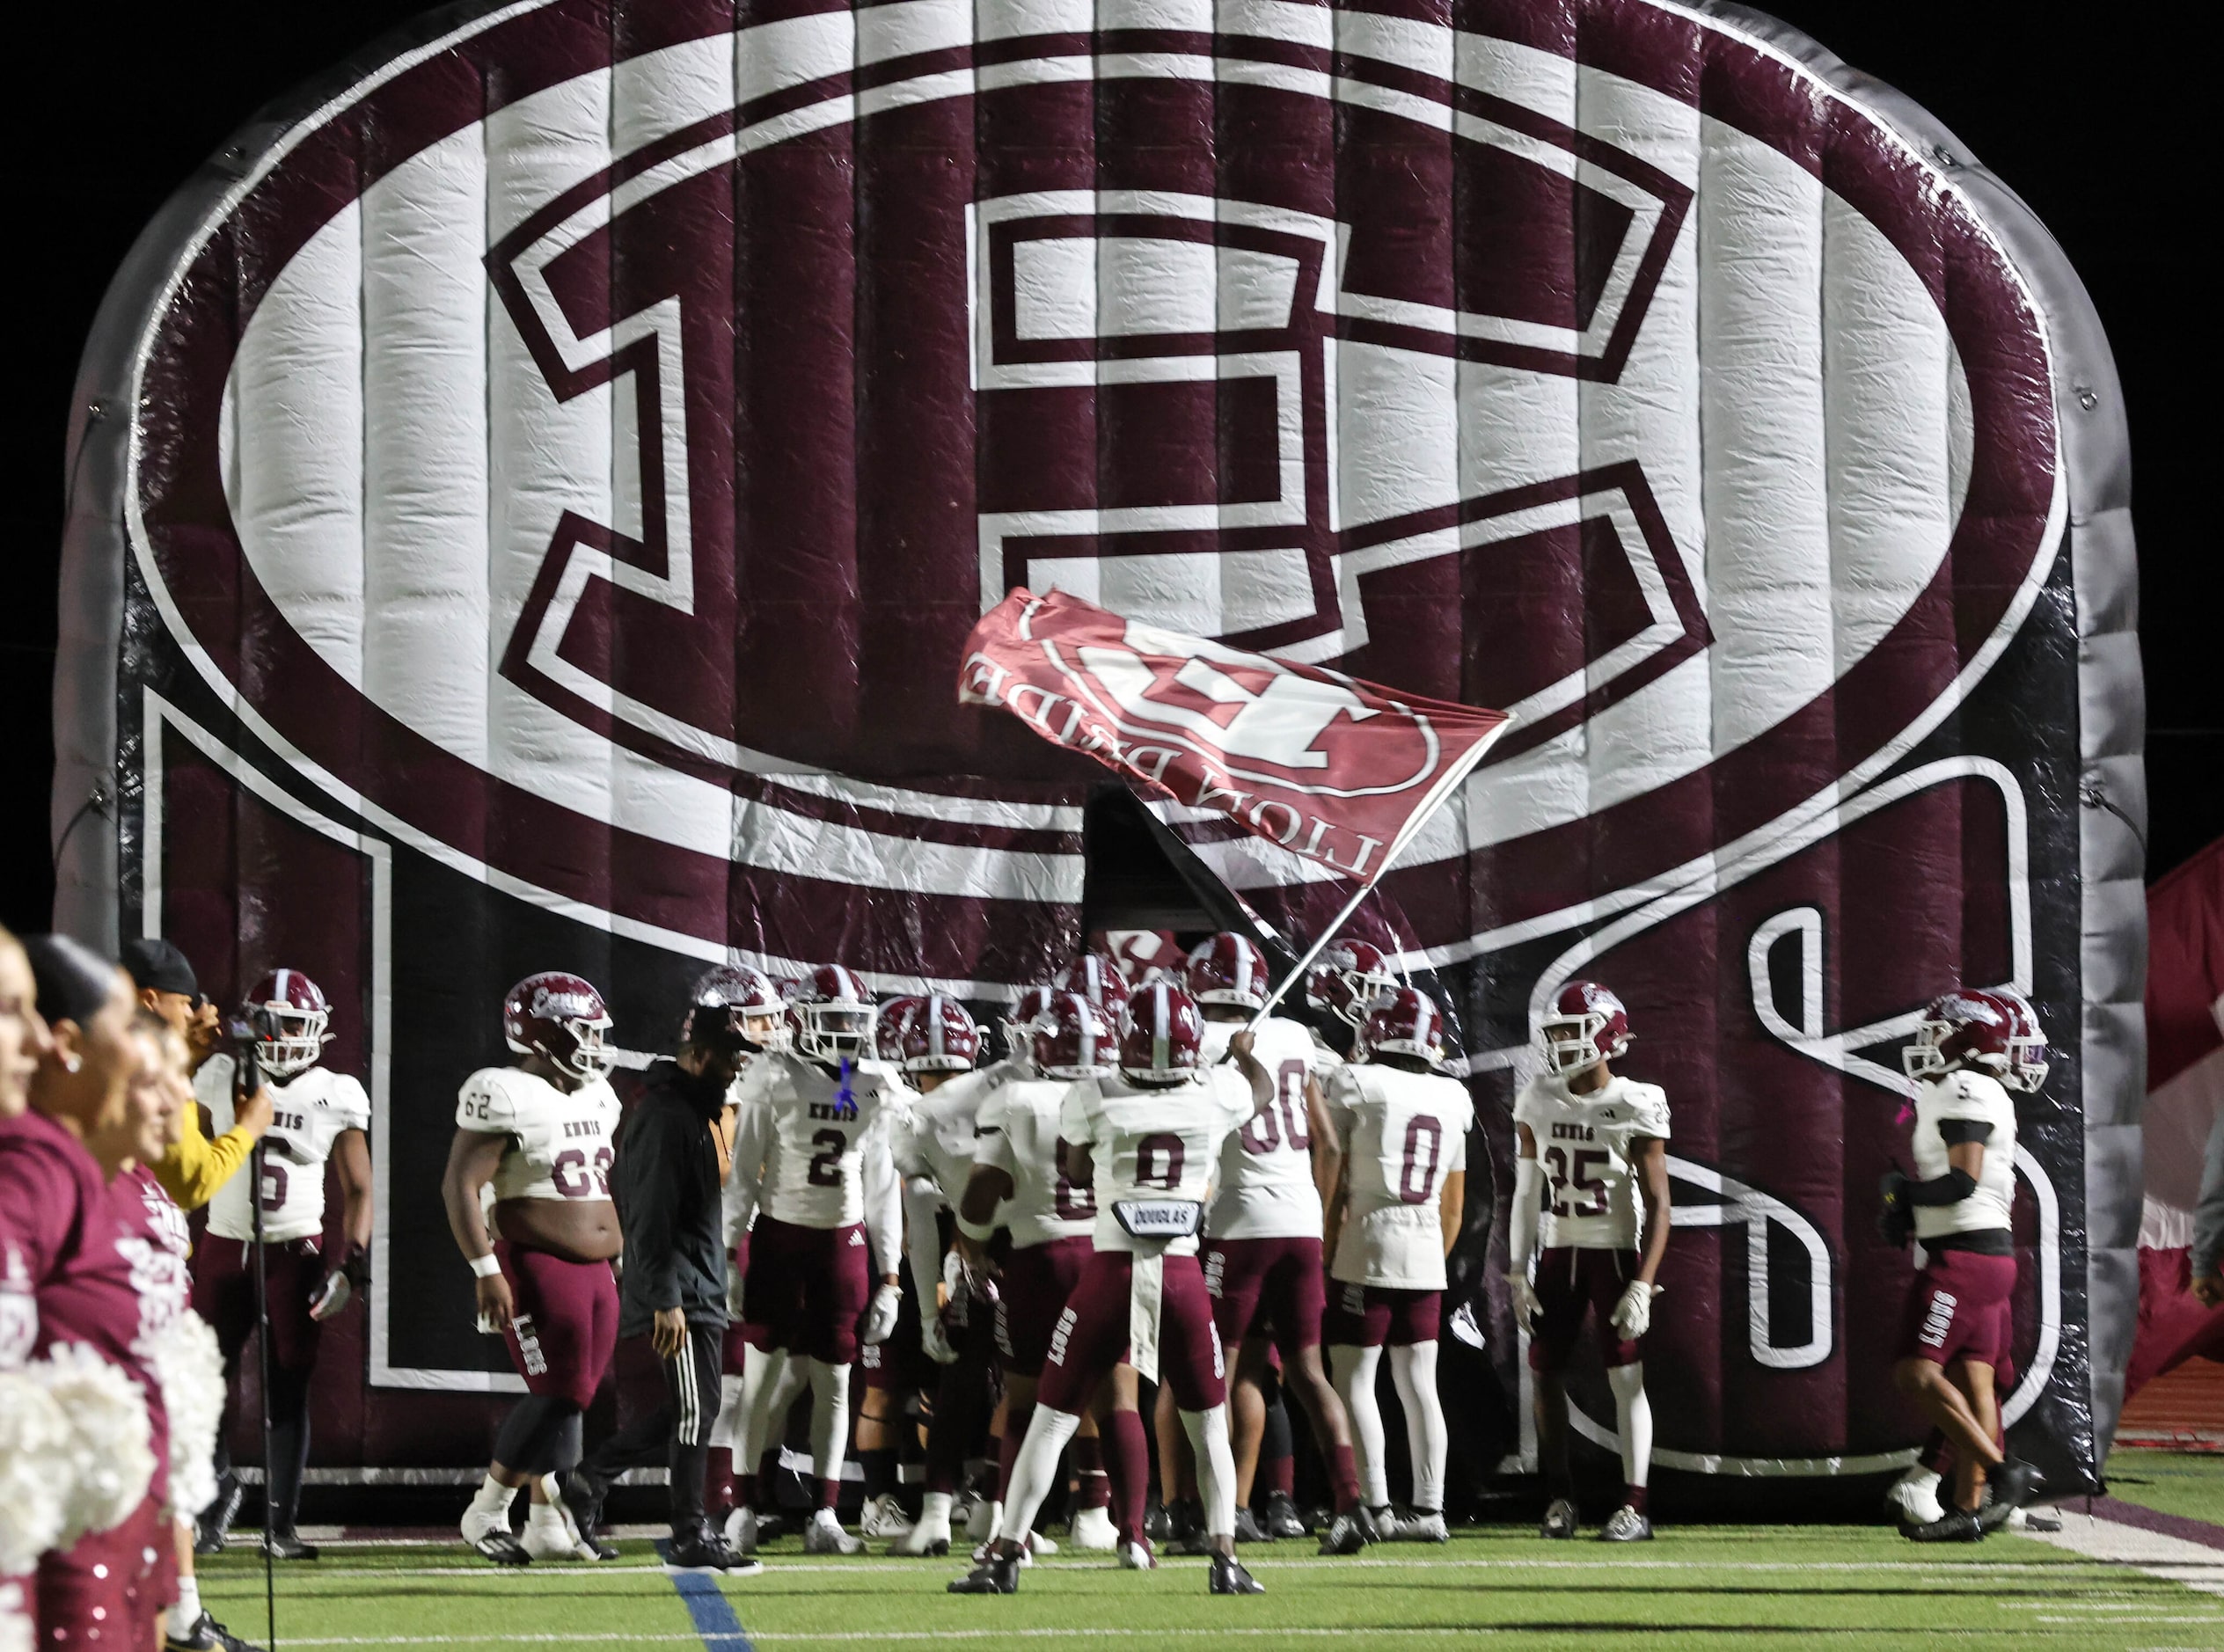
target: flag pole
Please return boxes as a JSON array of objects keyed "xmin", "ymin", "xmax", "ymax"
[{"xmin": 1241, "ymin": 864, "xmax": 1396, "ymax": 1034}]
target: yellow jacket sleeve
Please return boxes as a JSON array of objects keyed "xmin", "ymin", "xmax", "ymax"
[{"xmin": 151, "ymin": 1092, "xmax": 255, "ymax": 1212}]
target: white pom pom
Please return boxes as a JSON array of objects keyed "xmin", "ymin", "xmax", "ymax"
[
  {"xmin": 1, "ymin": 1578, "xmax": 37, "ymax": 1652},
  {"xmin": 152, "ymin": 1309, "xmax": 226, "ymax": 1523},
  {"xmin": 27, "ymin": 1341, "xmax": 156, "ymax": 1545},
  {"xmin": 0, "ymin": 1373, "xmax": 73, "ymax": 1575}
]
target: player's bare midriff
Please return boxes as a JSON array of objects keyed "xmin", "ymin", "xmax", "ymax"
[{"xmin": 494, "ymin": 1195, "xmax": 620, "ymax": 1262}]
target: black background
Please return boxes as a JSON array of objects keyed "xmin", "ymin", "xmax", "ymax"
[{"xmin": 6, "ymin": 1, "xmax": 2216, "ymax": 932}]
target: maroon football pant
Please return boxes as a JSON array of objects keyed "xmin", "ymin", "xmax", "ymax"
[
  {"xmin": 1038, "ymin": 1249, "xmax": 1225, "ymax": 1414},
  {"xmin": 495, "ymin": 1240, "xmax": 618, "ymax": 1409}
]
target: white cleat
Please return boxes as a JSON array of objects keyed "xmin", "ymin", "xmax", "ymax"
[
  {"xmin": 1887, "ymin": 1467, "xmax": 1944, "ymax": 1529},
  {"xmin": 803, "ymin": 1508, "xmax": 866, "ymax": 1555},
  {"xmin": 1383, "ymin": 1508, "xmax": 1449, "ymax": 1544},
  {"xmin": 961, "ymin": 1493, "xmax": 997, "ymax": 1544},
  {"xmin": 1118, "ymin": 1538, "xmax": 1158, "ymax": 1570},
  {"xmin": 461, "ymin": 1505, "xmax": 530, "ymax": 1566},
  {"xmin": 972, "ymin": 1531, "xmax": 1043, "ymax": 1568},
  {"xmin": 724, "ymin": 1505, "xmax": 758, "ymax": 1556},
  {"xmin": 1028, "ymin": 1529, "xmax": 1058, "ymax": 1556},
  {"xmin": 892, "ymin": 1493, "xmax": 953, "ymax": 1556},
  {"xmin": 521, "ymin": 1511, "xmax": 595, "ymax": 1562},
  {"xmin": 860, "ymin": 1494, "xmax": 916, "ymax": 1540},
  {"xmin": 1069, "ymin": 1506, "xmax": 1118, "ymax": 1552}
]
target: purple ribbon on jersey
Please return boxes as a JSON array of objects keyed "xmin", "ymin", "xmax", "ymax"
[{"xmin": 834, "ymin": 1059, "xmax": 858, "ymax": 1122}]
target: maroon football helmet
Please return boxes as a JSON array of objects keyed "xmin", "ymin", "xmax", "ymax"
[
  {"xmin": 999, "ymin": 983, "xmax": 1057, "ymax": 1065},
  {"xmin": 1036, "ymin": 990, "xmax": 1118, "ymax": 1080},
  {"xmin": 1537, "ymin": 980, "xmax": 1631, "ymax": 1074},
  {"xmin": 791, "ymin": 963, "xmax": 875, "ymax": 1062},
  {"xmin": 1054, "ymin": 952, "xmax": 1131, "ymax": 1020},
  {"xmin": 1306, "ymin": 940, "xmax": 1400, "ymax": 1028},
  {"xmin": 1363, "ymin": 985, "xmax": 1449, "ymax": 1068},
  {"xmin": 503, "ymin": 971, "xmax": 612, "ymax": 1083},
  {"xmin": 875, "ymin": 995, "xmax": 923, "ymax": 1064},
  {"xmin": 685, "ymin": 962, "xmax": 788, "ymax": 1051},
  {"xmin": 896, "ymin": 994, "xmax": 981, "ymax": 1075},
  {"xmin": 1119, "ymin": 980, "xmax": 1203, "ymax": 1084},
  {"xmin": 1185, "ymin": 932, "xmax": 1271, "ymax": 1012},
  {"xmin": 1901, "ymin": 988, "xmax": 2029, "ymax": 1086},
  {"xmin": 243, "ymin": 968, "xmax": 333, "ymax": 1079}
]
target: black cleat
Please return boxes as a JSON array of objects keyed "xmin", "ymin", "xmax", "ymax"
[
  {"xmin": 1981, "ymin": 1458, "xmax": 2046, "ymax": 1525},
  {"xmin": 1209, "ymin": 1553, "xmax": 1266, "ymax": 1595},
  {"xmin": 1143, "ymin": 1502, "xmax": 1173, "ymax": 1543},
  {"xmin": 194, "ymin": 1475, "xmax": 243, "ymax": 1556},
  {"xmin": 558, "ymin": 1472, "xmax": 611, "ymax": 1553},
  {"xmin": 2016, "ymin": 1509, "xmax": 2063, "ymax": 1534},
  {"xmin": 1540, "ymin": 1497, "xmax": 1577, "ymax": 1539},
  {"xmin": 1903, "ymin": 1508, "xmax": 1985, "ymax": 1543},
  {"xmin": 1165, "ymin": 1498, "xmax": 1210, "ymax": 1555},
  {"xmin": 467, "ymin": 1527, "xmax": 532, "ymax": 1566},
  {"xmin": 947, "ymin": 1552, "xmax": 1021, "ymax": 1594},
  {"xmin": 165, "ymin": 1611, "xmax": 264, "ymax": 1652},
  {"xmin": 665, "ymin": 1528, "xmax": 761, "ymax": 1574},
  {"xmin": 1316, "ymin": 1510, "xmax": 1369, "ymax": 1556},
  {"xmin": 1263, "ymin": 1490, "xmax": 1309, "ymax": 1540},
  {"xmin": 1232, "ymin": 1506, "xmax": 1269, "ymax": 1543},
  {"xmin": 261, "ymin": 1529, "xmax": 319, "ymax": 1561}
]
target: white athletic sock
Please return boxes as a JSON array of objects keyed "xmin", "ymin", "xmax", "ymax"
[
  {"xmin": 998, "ymin": 1407, "xmax": 1082, "ymax": 1548},
  {"xmin": 470, "ymin": 1473, "xmax": 519, "ymax": 1517},
  {"xmin": 1388, "ymin": 1341, "xmax": 1446, "ymax": 1512},
  {"xmin": 1608, "ymin": 1362, "xmax": 1651, "ymax": 1492},
  {"xmin": 1180, "ymin": 1404, "xmax": 1238, "ymax": 1539},
  {"xmin": 711, "ymin": 1373, "xmax": 745, "ymax": 1451},
  {"xmin": 527, "ymin": 1501, "xmax": 568, "ymax": 1534},
  {"xmin": 165, "ymin": 1575, "xmax": 201, "ymax": 1637},
  {"xmin": 1330, "ymin": 1344, "xmax": 1389, "ymax": 1508},
  {"xmin": 807, "ymin": 1358, "xmax": 852, "ymax": 1490},
  {"xmin": 918, "ymin": 1490, "xmax": 953, "ymax": 1530},
  {"xmin": 736, "ymin": 1344, "xmax": 788, "ymax": 1468}
]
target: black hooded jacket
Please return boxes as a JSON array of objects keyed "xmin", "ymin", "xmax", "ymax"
[{"xmin": 613, "ymin": 1057, "xmax": 729, "ymax": 1336}]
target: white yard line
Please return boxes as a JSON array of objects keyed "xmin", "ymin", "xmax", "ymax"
[{"xmin": 2016, "ymin": 1510, "xmax": 2224, "ymax": 1598}]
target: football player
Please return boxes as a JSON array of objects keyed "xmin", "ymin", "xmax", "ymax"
[
  {"xmin": 950, "ymin": 990, "xmax": 1130, "ymax": 1562},
  {"xmin": 1166, "ymin": 932, "xmax": 1368, "ymax": 1555},
  {"xmin": 1306, "ymin": 942, "xmax": 1401, "ymax": 1061},
  {"xmin": 721, "ymin": 964, "xmax": 909, "ymax": 1556},
  {"xmin": 1880, "ymin": 989, "xmax": 2048, "ymax": 1540},
  {"xmin": 443, "ymin": 972, "xmax": 622, "ymax": 1565},
  {"xmin": 949, "ymin": 982, "xmax": 1276, "ymax": 1597},
  {"xmin": 1322, "ymin": 987, "xmax": 1472, "ymax": 1544},
  {"xmin": 1506, "ymin": 981, "xmax": 1671, "ymax": 1542},
  {"xmin": 192, "ymin": 969, "xmax": 372, "ymax": 1560}
]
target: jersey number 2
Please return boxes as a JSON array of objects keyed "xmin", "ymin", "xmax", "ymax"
[{"xmin": 807, "ymin": 1129, "xmax": 847, "ymax": 1188}]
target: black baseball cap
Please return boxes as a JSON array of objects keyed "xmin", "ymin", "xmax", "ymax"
[{"xmin": 120, "ymin": 937, "xmax": 201, "ymax": 999}]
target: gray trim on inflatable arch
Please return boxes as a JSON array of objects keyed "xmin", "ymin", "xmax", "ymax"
[{"xmin": 53, "ymin": 0, "xmax": 2145, "ymax": 1451}]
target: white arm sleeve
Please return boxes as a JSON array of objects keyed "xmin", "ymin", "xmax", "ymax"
[
  {"xmin": 863, "ymin": 1130, "xmax": 904, "ymax": 1277},
  {"xmin": 1510, "ymin": 1154, "xmax": 1544, "ymax": 1273},
  {"xmin": 904, "ymin": 1178, "xmax": 946, "ymax": 1300},
  {"xmin": 723, "ymin": 1100, "xmax": 769, "ymax": 1251}
]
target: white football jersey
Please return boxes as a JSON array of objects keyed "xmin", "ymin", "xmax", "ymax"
[
  {"xmin": 1203, "ymin": 1017, "xmax": 1336, "ymax": 1241},
  {"xmin": 894, "ymin": 1064, "xmax": 1014, "ymax": 1208},
  {"xmin": 1325, "ymin": 1065, "xmax": 1474, "ymax": 1290},
  {"xmin": 455, "ymin": 1066, "xmax": 621, "ymax": 1205},
  {"xmin": 1512, "ymin": 1071, "xmax": 1671, "ymax": 1252},
  {"xmin": 731, "ymin": 1053, "xmax": 911, "ymax": 1230},
  {"xmin": 1058, "ymin": 1071, "xmax": 1255, "ymax": 1256},
  {"xmin": 1911, "ymin": 1071, "xmax": 2017, "ymax": 1240},
  {"xmin": 974, "ymin": 1075, "xmax": 1095, "ymax": 1250},
  {"xmin": 199, "ymin": 1057, "xmax": 370, "ymax": 1244}
]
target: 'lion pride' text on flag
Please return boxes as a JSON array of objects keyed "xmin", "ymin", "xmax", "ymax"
[{"xmin": 960, "ymin": 588, "xmax": 1511, "ymax": 880}]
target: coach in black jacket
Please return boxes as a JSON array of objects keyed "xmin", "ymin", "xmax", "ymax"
[{"xmin": 563, "ymin": 978, "xmax": 766, "ymax": 1571}]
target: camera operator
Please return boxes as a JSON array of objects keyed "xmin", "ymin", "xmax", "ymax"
[
  {"xmin": 560, "ymin": 974, "xmax": 769, "ymax": 1572},
  {"xmin": 120, "ymin": 939, "xmax": 272, "ymax": 1218}
]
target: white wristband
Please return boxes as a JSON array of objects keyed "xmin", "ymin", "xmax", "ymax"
[
  {"xmin": 468, "ymin": 1252, "xmax": 502, "ymax": 1279},
  {"xmin": 954, "ymin": 1212, "xmax": 998, "ymax": 1243}
]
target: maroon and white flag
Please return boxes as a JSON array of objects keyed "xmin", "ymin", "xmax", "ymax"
[{"xmin": 961, "ymin": 589, "xmax": 1510, "ymax": 881}]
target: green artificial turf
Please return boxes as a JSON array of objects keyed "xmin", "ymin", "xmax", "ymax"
[
  {"xmin": 192, "ymin": 1524, "xmax": 2224, "ymax": 1652},
  {"xmin": 2104, "ymin": 1445, "xmax": 2224, "ymax": 1527}
]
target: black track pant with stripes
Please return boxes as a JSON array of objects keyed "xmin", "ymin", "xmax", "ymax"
[{"xmin": 574, "ymin": 1323, "xmax": 723, "ymax": 1535}]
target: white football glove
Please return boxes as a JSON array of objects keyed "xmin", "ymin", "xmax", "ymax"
[
  {"xmin": 1507, "ymin": 1272, "xmax": 1541, "ymax": 1334},
  {"xmin": 920, "ymin": 1310, "xmax": 959, "ymax": 1366},
  {"xmin": 861, "ymin": 1282, "xmax": 903, "ymax": 1346},
  {"xmin": 1609, "ymin": 1279, "xmax": 1659, "ymax": 1340}
]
